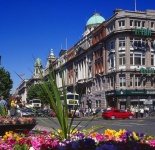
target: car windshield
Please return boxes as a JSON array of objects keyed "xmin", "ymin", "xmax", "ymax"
[{"xmin": 32, "ymin": 100, "xmax": 41, "ymax": 103}]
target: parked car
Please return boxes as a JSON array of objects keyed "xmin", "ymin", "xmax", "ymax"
[
  {"xmin": 49, "ymin": 110, "xmax": 56, "ymax": 117},
  {"xmin": 20, "ymin": 108, "xmax": 36, "ymax": 117},
  {"xmin": 102, "ymin": 109, "xmax": 135, "ymax": 120}
]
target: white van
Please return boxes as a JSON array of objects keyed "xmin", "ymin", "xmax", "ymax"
[{"xmin": 26, "ymin": 99, "xmax": 41, "ymax": 108}]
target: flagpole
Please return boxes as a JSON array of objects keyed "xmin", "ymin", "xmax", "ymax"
[{"xmin": 135, "ymin": 0, "xmax": 137, "ymax": 11}]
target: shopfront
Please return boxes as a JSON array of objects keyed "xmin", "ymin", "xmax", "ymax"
[{"xmin": 106, "ymin": 90, "xmax": 155, "ymax": 111}]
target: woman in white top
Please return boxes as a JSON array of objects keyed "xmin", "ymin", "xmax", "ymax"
[{"xmin": 140, "ymin": 107, "xmax": 144, "ymax": 118}]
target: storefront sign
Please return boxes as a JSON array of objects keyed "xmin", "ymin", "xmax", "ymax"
[
  {"xmin": 116, "ymin": 90, "xmax": 155, "ymax": 95},
  {"xmin": 140, "ymin": 68, "xmax": 155, "ymax": 74},
  {"xmin": 135, "ymin": 28, "xmax": 152, "ymax": 36},
  {"xmin": 146, "ymin": 91, "xmax": 155, "ymax": 94},
  {"xmin": 105, "ymin": 91, "xmax": 115, "ymax": 96}
]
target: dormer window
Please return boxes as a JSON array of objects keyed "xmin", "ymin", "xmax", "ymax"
[
  {"xmin": 142, "ymin": 21, "xmax": 145, "ymax": 28},
  {"xmin": 130, "ymin": 20, "xmax": 133, "ymax": 27},
  {"xmin": 151, "ymin": 22, "xmax": 154, "ymax": 29},
  {"xmin": 119, "ymin": 20, "xmax": 125, "ymax": 27},
  {"xmin": 135, "ymin": 21, "xmax": 141, "ymax": 27}
]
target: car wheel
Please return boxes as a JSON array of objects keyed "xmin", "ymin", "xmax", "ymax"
[
  {"xmin": 129, "ymin": 115, "xmax": 133, "ymax": 119},
  {"xmin": 111, "ymin": 116, "xmax": 115, "ymax": 120}
]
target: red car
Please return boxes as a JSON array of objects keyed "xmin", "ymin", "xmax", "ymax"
[
  {"xmin": 49, "ymin": 110, "xmax": 56, "ymax": 117},
  {"xmin": 102, "ymin": 109, "xmax": 135, "ymax": 120}
]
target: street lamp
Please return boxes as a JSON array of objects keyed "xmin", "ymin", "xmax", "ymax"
[{"xmin": 0, "ymin": 55, "xmax": 1, "ymax": 65}]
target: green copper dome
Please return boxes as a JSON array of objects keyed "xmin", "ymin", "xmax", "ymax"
[
  {"xmin": 35, "ymin": 58, "xmax": 42, "ymax": 66},
  {"xmin": 86, "ymin": 13, "xmax": 105, "ymax": 26}
]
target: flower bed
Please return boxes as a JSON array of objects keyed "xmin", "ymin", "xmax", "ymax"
[
  {"xmin": 0, "ymin": 116, "xmax": 36, "ymax": 125},
  {"xmin": 0, "ymin": 116, "xmax": 37, "ymax": 136},
  {"xmin": 0, "ymin": 129, "xmax": 155, "ymax": 150}
]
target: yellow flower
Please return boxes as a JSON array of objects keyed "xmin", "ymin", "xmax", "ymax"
[
  {"xmin": 104, "ymin": 129, "xmax": 116, "ymax": 137},
  {"xmin": 71, "ymin": 128, "xmax": 77, "ymax": 134},
  {"xmin": 146, "ymin": 136, "xmax": 153, "ymax": 140},
  {"xmin": 133, "ymin": 132, "xmax": 139, "ymax": 140},
  {"xmin": 114, "ymin": 129, "xmax": 126, "ymax": 138},
  {"xmin": 90, "ymin": 132, "xmax": 98, "ymax": 138},
  {"xmin": 57, "ymin": 129, "xmax": 62, "ymax": 134}
]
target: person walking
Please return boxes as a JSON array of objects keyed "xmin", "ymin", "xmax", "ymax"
[
  {"xmin": 0, "ymin": 96, "xmax": 8, "ymax": 115},
  {"xmin": 140, "ymin": 107, "xmax": 144, "ymax": 118},
  {"xmin": 135, "ymin": 106, "xmax": 139, "ymax": 118}
]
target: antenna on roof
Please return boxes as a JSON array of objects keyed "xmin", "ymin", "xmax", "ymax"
[{"xmin": 134, "ymin": 0, "xmax": 137, "ymax": 11}]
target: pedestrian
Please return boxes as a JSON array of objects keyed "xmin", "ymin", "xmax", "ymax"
[
  {"xmin": 107, "ymin": 105, "xmax": 111, "ymax": 110},
  {"xmin": 130, "ymin": 106, "xmax": 135, "ymax": 115},
  {"xmin": 135, "ymin": 106, "xmax": 139, "ymax": 118},
  {"xmin": 140, "ymin": 107, "xmax": 144, "ymax": 118},
  {"xmin": 144, "ymin": 106, "xmax": 149, "ymax": 117},
  {"xmin": 0, "ymin": 96, "xmax": 8, "ymax": 115}
]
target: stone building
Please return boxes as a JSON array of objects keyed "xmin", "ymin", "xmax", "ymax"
[
  {"xmin": 17, "ymin": 9, "xmax": 155, "ymax": 111},
  {"xmin": 54, "ymin": 9, "xmax": 155, "ymax": 111}
]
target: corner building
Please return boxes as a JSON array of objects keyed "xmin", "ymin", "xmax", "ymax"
[
  {"xmin": 105, "ymin": 9, "xmax": 155, "ymax": 111},
  {"xmin": 46, "ymin": 9, "xmax": 155, "ymax": 111}
]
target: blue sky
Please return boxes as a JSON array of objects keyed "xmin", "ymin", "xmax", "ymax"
[{"xmin": 0, "ymin": 0, "xmax": 154, "ymax": 92}]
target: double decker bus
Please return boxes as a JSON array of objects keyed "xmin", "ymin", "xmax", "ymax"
[{"xmin": 60, "ymin": 92, "xmax": 79, "ymax": 111}]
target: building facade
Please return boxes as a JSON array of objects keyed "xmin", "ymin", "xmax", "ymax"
[
  {"xmin": 54, "ymin": 9, "xmax": 155, "ymax": 111},
  {"xmin": 105, "ymin": 9, "xmax": 155, "ymax": 111},
  {"xmin": 17, "ymin": 9, "xmax": 155, "ymax": 111}
]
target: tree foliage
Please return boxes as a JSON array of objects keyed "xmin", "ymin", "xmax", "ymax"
[
  {"xmin": 27, "ymin": 83, "xmax": 54, "ymax": 105},
  {"xmin": 0, "ymin": 67, "xmax": 13, "ymax": 100}
]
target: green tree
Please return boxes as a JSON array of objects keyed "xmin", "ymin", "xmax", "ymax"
[
  {"xmin": 27, "ymin": 83, "xmax": 53, "ymax": 105},
  {"xmin": 0, "ymin": 67, "xmax": 13, "ymax": 100}
]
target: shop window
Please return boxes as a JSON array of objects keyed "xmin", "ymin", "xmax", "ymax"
[{"xmin": 119, "ymin": 53, "xmax": 125, "ymax": 65}]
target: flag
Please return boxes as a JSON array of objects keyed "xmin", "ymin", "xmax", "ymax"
[{"xmin": 19, "ymin": 73, "xmax": 25, "ymax": 76}]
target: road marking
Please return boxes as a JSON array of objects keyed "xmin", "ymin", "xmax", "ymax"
[
  {"xmin": 70, "ymin": 124, "xmax": 83, "ymax": 127},
  {"xmin": 114, "ymin": 124, "xmax": 132, "ymax": 127}
]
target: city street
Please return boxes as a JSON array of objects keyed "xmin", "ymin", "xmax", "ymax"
[{"xmin": 35, "ymin": 116, "xmax": 155, "ymax": 136}]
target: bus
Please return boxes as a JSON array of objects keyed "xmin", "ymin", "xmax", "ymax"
[
  {"xmin": 60, "ymin": 92, "xmax": 79, "ymax": 112},
  {"xmin": 26, "ymin": 99, "xmax": 41, "ymax": 108}
]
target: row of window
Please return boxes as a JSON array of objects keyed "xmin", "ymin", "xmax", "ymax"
[
  {"xmin": 119, "ymin": 20, "xmax": 155, "ymax": 29},
  {"xmin": 109, "ymin": 38, "xmax": 155, "ymax": 50},
  {"xmin": 109, "ymin": 74, "xmax": 155, "ymax": 89}
]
